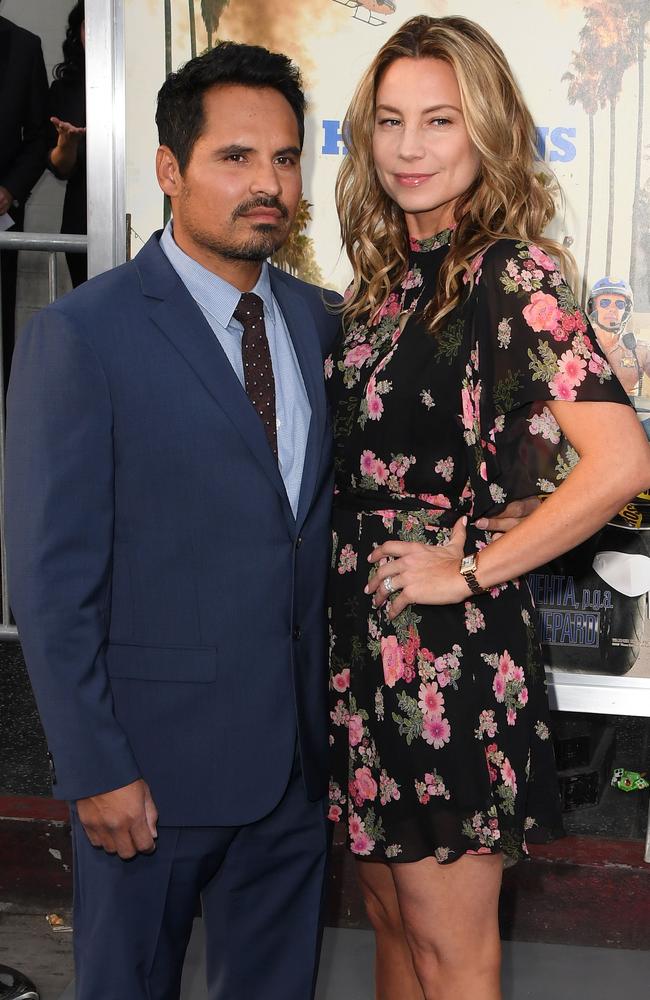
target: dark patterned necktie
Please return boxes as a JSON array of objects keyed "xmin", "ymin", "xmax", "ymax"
[{"xmin": 233, "ymin": 292, "xmax": 278, "ymax": 458}]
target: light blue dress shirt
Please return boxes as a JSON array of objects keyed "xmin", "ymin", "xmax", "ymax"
[{"xmin": 160, "ymin": 222, "xmax": 311, "ymax": 518}]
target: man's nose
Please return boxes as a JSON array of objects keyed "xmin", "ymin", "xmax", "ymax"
[{"xmin": 250, "ymin": 161, "xmax": 282, "ymax": 196}]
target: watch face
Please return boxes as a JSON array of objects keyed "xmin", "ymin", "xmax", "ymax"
[{"xmin": 461, "ymin": 555, "xmax": 474, "ymax": 573}]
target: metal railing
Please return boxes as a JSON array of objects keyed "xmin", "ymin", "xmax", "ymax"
[{"xmin": 0, "ymin": 232, "xmax": 88, "ymax": 640}]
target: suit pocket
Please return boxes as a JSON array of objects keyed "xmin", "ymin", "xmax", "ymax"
[{"xmin": 105, "ymin": 642, "xmax": 217, "ymax": 683}]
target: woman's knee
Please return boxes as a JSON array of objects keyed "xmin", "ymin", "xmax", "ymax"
[{"xmin": 356, "ymin": 866, "xmax": 404, "ymax": 936}]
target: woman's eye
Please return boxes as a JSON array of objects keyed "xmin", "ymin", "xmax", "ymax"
[
  {"xmin": 378, "ymin": 118, "xmax": 401, "ymax": 127},
  {"xmin": 430, "ymin": 117, "xmax": 451, "ymax": 127}
]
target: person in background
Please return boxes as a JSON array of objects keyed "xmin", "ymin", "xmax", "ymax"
[
  {"xmin": 48, "ymin": 0, "xmax": 87, "ymax": 288},
  {"xmin": 0, "ymin": 8, "xmax": 49, "ymax": 380},
  {"xmin": 326, "ymin": 15, "xmax": 650, "ymax": 1000}
]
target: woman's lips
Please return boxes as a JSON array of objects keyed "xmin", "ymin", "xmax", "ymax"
[{"xmin": 393, "ymin": 173, "xmax": 434, "ymax": 187}]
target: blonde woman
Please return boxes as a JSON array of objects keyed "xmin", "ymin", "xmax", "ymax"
[{"xmin": 325, "ymin": 15, "xmax": 650, "ymax": 1000}]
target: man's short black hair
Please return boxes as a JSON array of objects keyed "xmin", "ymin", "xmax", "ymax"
[{"xmin": 156, "ymin": 41, "xmax": 305, "ymax": 173}]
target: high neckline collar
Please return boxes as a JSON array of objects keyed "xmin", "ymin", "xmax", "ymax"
[{"xmin": 408, "ymin": 226, "xmax": 455, "ymax": 254}]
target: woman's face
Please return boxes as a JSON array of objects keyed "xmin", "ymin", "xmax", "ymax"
[{"xmin": 372, "ymin": 57, "xmax": 480, "ymax": 239}]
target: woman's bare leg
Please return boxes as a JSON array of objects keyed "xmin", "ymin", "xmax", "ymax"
[
  {"xmin": 391, "ymin": 852, "xmax": 503, "ymax": 1000},
  {"xmin": 355, "ymin": 858, "xmax": 425, "ymax": 1000}
]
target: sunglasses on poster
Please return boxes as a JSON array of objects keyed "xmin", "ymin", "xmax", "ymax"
[{"xmin": 598, "ymin": 298, "xmax": 627, "ymax": 309}]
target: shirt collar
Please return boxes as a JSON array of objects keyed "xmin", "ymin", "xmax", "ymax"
[{"xmin": 160, "ymin": 221, "xmax": 274, "ymax": 329}]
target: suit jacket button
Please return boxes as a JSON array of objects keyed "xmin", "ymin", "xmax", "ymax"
[
  {"xmin": 296, "ymin": 535, "xmax": 303, "ymax": 549},
  {"xmin": 293, "ymin": 626, "xmax": 301, "ymax": 641}
]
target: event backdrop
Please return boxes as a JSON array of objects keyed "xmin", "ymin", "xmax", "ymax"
[
  {"xmin": 124, "ymin": 0, "xmax": 649, "ymax": 338},
  {"xmin": 122, "ymin": 1, "xmax": 650, "ymax": 669}
]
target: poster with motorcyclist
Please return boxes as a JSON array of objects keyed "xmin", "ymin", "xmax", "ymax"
[{"xmin": 531, "ymin": 275, "xmax": 650, "ymax": 676}]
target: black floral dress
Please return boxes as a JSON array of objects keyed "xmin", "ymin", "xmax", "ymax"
[{"xmin": 325, "ymin": 230, "xmax": 629, "ymax": 864}]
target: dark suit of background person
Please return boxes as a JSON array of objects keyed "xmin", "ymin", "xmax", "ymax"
[
  {"xmin": 48, "ymin": 0, "xmax": 87, "ymax": 288},
  {"xmin": 0, "ymin": 15, "xmax": 49, "ymax": 380}
]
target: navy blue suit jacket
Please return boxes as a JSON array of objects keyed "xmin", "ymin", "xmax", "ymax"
[{"xmin": 6, "ymin": 233, "xmax": 341, "ymax": 825}]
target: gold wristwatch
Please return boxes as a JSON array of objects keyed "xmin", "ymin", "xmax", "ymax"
[{"xmin": 460, "ymin": 554, "xmax": 482, "ymax": 596}]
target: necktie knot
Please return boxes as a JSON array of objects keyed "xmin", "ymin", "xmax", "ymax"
[{"xmin": 233, "ymin": 292, "xmax": 264, "ymax": 326}]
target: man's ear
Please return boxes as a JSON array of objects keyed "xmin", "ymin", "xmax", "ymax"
[{"xmin": 156, "ymin": 146, "xmax": 183, "ymax": 198}]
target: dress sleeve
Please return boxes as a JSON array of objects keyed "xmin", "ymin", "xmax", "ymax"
[{"xmin": 465, "ymin": 239, "xmax": 631, "ymax": 517}]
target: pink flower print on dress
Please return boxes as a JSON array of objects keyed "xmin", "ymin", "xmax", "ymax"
[
  {"xmin": 337, "ymin": 544, "xmax": 358, "ymax": 575},
  {"xmin": 324, "ymin": 356, "xmax": 333, "ymax": 379},
  {"xmin": 343, "ymin": 342, "xmax": 373, "ymax": 368},
  {"xmin": 354, "ymin": 766, "xmax": 378, "ymax": 803},
  {"xmin": 518, "ymin": 686, "xmax": 529, "ymax": 707},
  {"xmin": 348, "ymin": 713, "xmax": 364, "ymax": 746},
  {"xmin": 549, "ymin": 372, "xmax": 577, "ymax": 401},
  {"xmin": 461, "ymin": 386, "xmax": 474, "ymax": 431},
  {"xmin": 328, "ymin": 804, "xmax": 342, "ymax": 822},
  {"xmin": 381, "ymin": 635, "xmax": 405, "ymax": 688},
  {"xmin": 366, "ymin": 393, "xmax": 384, "ymax": 420},
  {"xmin": 500, "ymin": 757, "xmax": 518, "ymax": 793},
  {"xmin": 557, "ymin": 350, "xmax": 587, "ymax": 386},
  {"xmin": 374, "ymin": 460, "xmax": 389, "ymax": 486},
  {"xmin": 464, "ymin": 601, "xmax": 486, "ymax": 635},
  {"xmin": 435, "ymin": 456, "xmax": 455, "ymax": 483},
  {"xmin": 360, "ymin": 450, "xmax": 378, "ymax": 477},
  {"xmin": 588, "ymin": 353, "xmax": 610, "ymax": 377},
  {"xmin": 527, "ymin": 245, "xmax": 557, "ymax": 271},
  {"xmin": 418, "ymin": 681, "xmax": 445, "ymax": 718},
  {"xmin": 506, "ymin": 707, "xmax": 517, "ymax": 726},
  {"xmin": 522, "ymin": 291, "xmax": 562, "ymax": 335},
  {"xmin": 331, "ymin": 667, "xmax": 350, "ymax": 692},
  {"xmin": 498, "ymin": 650, "xmax": 516, "ymax": 677},
  {"xmin": 422, "ymin": 715, "xmax": 451, "ymax": 748},
  {"xmin": 351, "ymin": 831, "xmax": 376, "ymax": 856},
  {"xmin": 371, "ymin": 292, "xmax": 400, "ymax": 326},
  {"xmin": 348, "ymin": 811, "xmax": 364, "ymax": 838},
  {"xmin": 493, "ymin": 673, "xmax": 506, "ymax": 702}
]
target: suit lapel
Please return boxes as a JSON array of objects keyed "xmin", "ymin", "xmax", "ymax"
[
  {"xmin": 269, "ymin": 269, "xmax": 328, "ymax": 531},
  {"xmin": 137, "ymin": 237, "xmax": 293, "ymax": 525}
]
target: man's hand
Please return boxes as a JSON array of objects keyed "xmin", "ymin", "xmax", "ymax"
[
  {"xmin": 474, "ymin": 496, "xmax": 540, "ymax": 538},
  {"xmin": 0, "ymin": 186, "xmax": 14, "ymax": 215},
  {"xmin": 76, "ymin": 778, "xmax": 158, "ymax": 860}
]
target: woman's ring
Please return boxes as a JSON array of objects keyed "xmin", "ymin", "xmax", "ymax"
[{"xmin": 384, "ymin": 575, "xmax": 395, "ymax": 594}]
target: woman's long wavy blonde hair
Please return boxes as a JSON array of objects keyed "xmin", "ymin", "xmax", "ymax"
[{"xmin": 336, "ymin": 14, "xmax": 575, "ymax": 332}]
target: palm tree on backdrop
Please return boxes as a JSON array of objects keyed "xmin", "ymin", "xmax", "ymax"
[
  {"xmin": 564, "ymin": 46, "xmax": 600, "ymax": 305},
  {"xmin": 585, "ymin": 1, "xmax": 636, "ymax": 275},
  {"xmin": 625, "ymin": 0, "xmax": 650, "ymax": 298},
  {"xmin": 201, "ymin": 0, "xmax": 230, "ymax": 49},
  {"xmin": 272, "ymin": 199, "xmax": 324, "ymax": 285}
]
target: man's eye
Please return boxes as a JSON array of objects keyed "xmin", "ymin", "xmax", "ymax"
[
  {"xmin": 275, "ymin": 156, "xmax": 296, "ymax": 166},
  {"xmin": 226, "ymin": 154, "xmax": 246, "ymax": 162}
]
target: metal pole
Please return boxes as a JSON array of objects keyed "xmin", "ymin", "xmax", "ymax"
[
  {"xmin": 0, "ymin": 234, "xmax": 88, "ymax": 643},
  {"xmin": 48, "ymin": 252, "xmax": 57, "ymax": 305}
]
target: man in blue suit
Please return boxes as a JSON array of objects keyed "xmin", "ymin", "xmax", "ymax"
[{"xmin": 6, "ymin": 42, "xmax": 340, "ymax": 999}]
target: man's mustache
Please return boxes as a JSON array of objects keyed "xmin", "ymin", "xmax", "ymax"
[{"xmin": 232, "ymin": 197, "xmax": 290, "ymax": 222}]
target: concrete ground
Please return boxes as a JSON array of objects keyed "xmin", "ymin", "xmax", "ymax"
[{"xmin": 3, "ymin": 914, "xmax": 650, "ymax": 1000}]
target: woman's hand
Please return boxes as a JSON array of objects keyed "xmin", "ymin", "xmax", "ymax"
[
  {"xmin": 366, "ymin": 516, "xmax": 469, "ymax": 619},
  {"xmin": 474, "ymin": 496, "xmax": 540, "ymax": 537},
  {"xmin": 51, "ymin": 116, "xmax": 86, "ymax": 148},
  {"xmin": 49, "ymin": 118, "xmax": 86, "ymax": 178}
]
